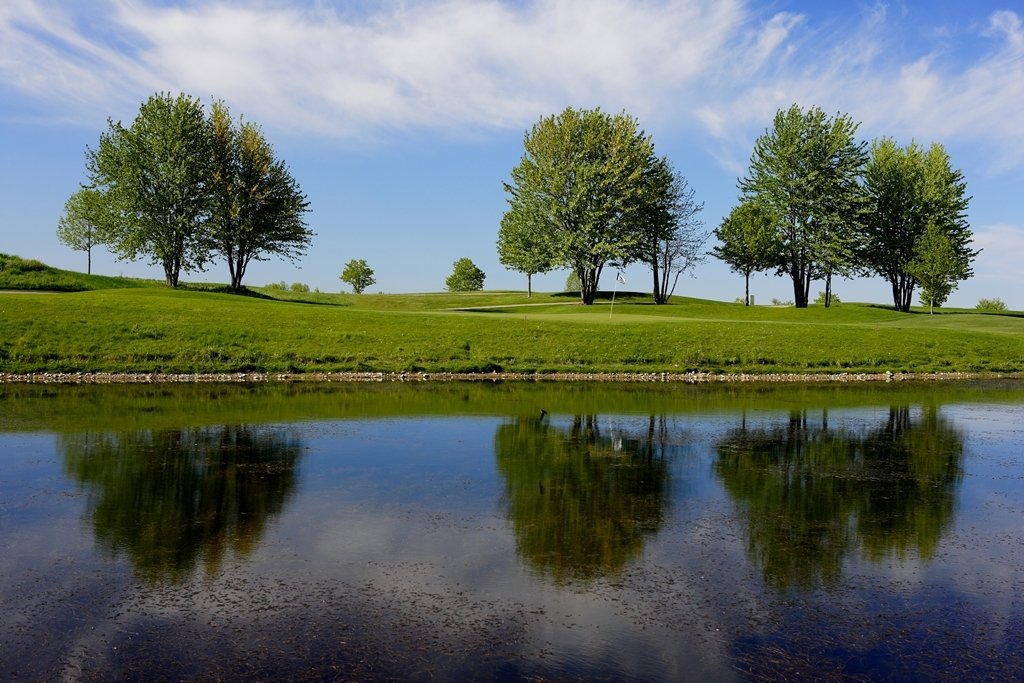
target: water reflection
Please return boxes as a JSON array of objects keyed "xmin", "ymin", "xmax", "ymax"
[
  {"xmin": 495, "ymin": 415, "xmax": 672, "ymax": 582},
  {"xmin": 715, "ymin": 405, "xmax": 964, "ymax": 591},
  {"xmin": 60, "ymin": 425, "xmax": 302, "ymax": 583}
]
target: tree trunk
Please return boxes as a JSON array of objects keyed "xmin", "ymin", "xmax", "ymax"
[
  {"xmin": 651, "ymin": 258, "xmax": 663, "ymax": 304},
  {"xmin": 744, "ymin": 269, "xmax": 750, "ymax": 306},
  {"xmin": 527, "ymin": 273, "xmax": 532, "ymax": 298},
  {"xmin": 791, "ymin": 266, "xmax": 809, "ymax": 308},
  {"xmin": 823, "ymin": 272, "xmax": 833, "ymax": 308},
  {"xmin": 579, "ymin": 265, "xmax": 600, "ymax": 305},
  {"xmin": 87, "ymin": 247, "xmax": 91, "ymax": 275}
]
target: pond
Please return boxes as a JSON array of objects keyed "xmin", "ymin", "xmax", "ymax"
[{"xmin": 1, "ymin": 381, "xmax": 1023, "ymax": 680}]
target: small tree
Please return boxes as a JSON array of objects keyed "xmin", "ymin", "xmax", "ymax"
[
  {"xmin": 713, "ymin": 200, "xmax": 780, "ymax": 306},
  {"xmin": 340, "ymin": 259, "xmax": 375, "ymax": 294},
  {"xmin": 638, "ymin": 159, "xmax": 708, "ymax": 304},
  {"xmin": 446, "ymin": 258, "xmax": 485, "ymax": 292},
  {"xmin": 497, "ymin": 208, "xmax": 556, "ymax": 297},
  {"xmin": 57, "ymin": 188, "xmax": 108, "ymax": 274},
  {"xmin": 907, "ymin": 223, "xmax": 969, "ymax": 314}
]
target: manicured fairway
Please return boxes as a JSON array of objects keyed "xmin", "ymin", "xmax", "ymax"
[{"xmin": 2, "ymin": 283, "xmax": 1022, "ymax": 375}]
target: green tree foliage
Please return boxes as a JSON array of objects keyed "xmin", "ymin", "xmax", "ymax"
[
  {"xmin": 56, "ymin": 187, "xmax": 108, "ymax": 275},
  {"xmin": 445, "ymin": 257, "xmax": 485, "ymax": 292},
  {"xmin": 740, "ymin": 105, "xmax": 868, "ymax": 308},
  {"xmin": 497, "ymin": 206, "xmax": 557, "ymax": 297},
  {"xmin": 715, "ymin": 406, "xmax": 963, "ymax": 591},
  {"xmin": 976, "ymin": 298, "xmax": 1007, "ymax": 312},
  {"xmin": 503, "ymin": 107, "xmax": 657, "ymax": 305},
  {"xmin": 340, "ymin": 258, "xmax": 376, "ymax": 294},
  {"xmin": 713, "ymin": 200, "xmax": 781, "ymax": 306},
  {"xmin": 636, "ymin": 158, "xmax": 708, "ymax": 304},
  {"xmin": 907, "ymin": 222, "xmax": 969, "ymax": 314},
  {"xmin": 565, "ymin": 270, "xmax": 581, "ymax": 292},
  {"xmin": 208, "ymin": 102, "xmax": 312, "ymax": 290},
  {"xmin": 494, "ymin": 415, "xmax": 669, "ymax": 582},
  {"xmin": 862, "ymin": 139, "xmax": 976, "ymax": 312},
  {"xmin": 86, "ymin": 92, "xmax": 215, "ymax": 287},
  {"xmin": 60, "ymin": 425, "xmax": 302, "ymax": 583}
]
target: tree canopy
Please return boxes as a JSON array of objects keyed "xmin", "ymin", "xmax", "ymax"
[
  {"xmin": 74, "ymin": 92, "xmax": 312, "ymax": 288},
  {"xmin": 446, "ymin": 257, "xmax": 485, "ymax": 292},
  {"xmin": 738, "ymin": 105, "xmax": 868, "ymax": 308},
  {"xmin": 86, "ymin": 92, "xmax": 214, "ymax": 287},
  {"xmin": 633, "ymin": 157, "xmax": 708, "ymax": 304},
  {"xmin": 56, "ymin": 187, "xmax": 108, "ymax": 275},
  {"xmin": 713, "ymin": 200, "xmax": 781, "ymax": 306},
  {"xmin": 208, "ymin": 101, "xmax": 312, "ymax": 290},
  {"xmin": 502, "ymin": 107, "xmax": 657, "ymax": 305},
  {"xmin": 340, "ymin": 258, "xmax": 375, "ymax": 294},
  {"xmin": 861, "ymin": 139, "xmax": 975, "ymax": 312}
]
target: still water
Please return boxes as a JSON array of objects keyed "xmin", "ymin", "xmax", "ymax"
[{"xmin": 1, "ymin": 381, "xmax": 1023, "ymax": 680}]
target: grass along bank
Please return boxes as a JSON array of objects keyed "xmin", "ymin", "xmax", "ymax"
[{"xmin": 1, "ymin": 264, "xmax": 1023, "ymax": 375}]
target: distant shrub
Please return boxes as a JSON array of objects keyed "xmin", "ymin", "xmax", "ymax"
[
  {"xmin": 290, "ymin": 282, "xmax": 310, "ymax": 293},
  {"xmin": 976, "ymin": 297, "xmax": 1007, "ymax": 312},
  {"xmin": 565, "ymin": 271, "xmax": 581, "ymax": 292},
  {"xmin": 265, "ymin": 281, "xmax": 287, "ymax": 291},
  {"xmin": 814, "ymin": 291, "xmax": 840, "ymax": 305},
  {"xmin": 771, "ymin": 298, "xmax": 794, "ymax": 306}
]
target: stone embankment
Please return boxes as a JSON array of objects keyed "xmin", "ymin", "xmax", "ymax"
[{"xmin": 0, "ymin": 370, "xmax": 1005, "ymax": 384}]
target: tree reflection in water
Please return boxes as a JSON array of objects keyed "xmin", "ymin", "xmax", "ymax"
[
  {"xmin": 715, "ymin": 405, "xmax": 964, "ymax": 592},
  {"xmin": 60, "ymin": 425, "xmax": 302, "ymax": 583},
  {"xmin": 495, "ymin": 415, "xmax": 672, "ymax": 583}
]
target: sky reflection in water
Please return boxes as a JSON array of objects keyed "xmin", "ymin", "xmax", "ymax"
[{"xmin": 1, "ymin": 382, "xmax": 1023, "ymax": 680}]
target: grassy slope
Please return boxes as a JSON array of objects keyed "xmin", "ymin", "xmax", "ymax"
[{"xmin": 1, "ymin": 255, "xmax": 1021, "ymax": 375}]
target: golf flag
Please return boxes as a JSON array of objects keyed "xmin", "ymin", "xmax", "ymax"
[{"xmin": 616, "ymin": 272, "xmax": 626, "ymax": 285}]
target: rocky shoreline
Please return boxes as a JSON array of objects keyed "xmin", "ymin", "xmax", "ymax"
[{"xmin": 0, "ymin": 370, "xmax": 1013, "ymax": 384}]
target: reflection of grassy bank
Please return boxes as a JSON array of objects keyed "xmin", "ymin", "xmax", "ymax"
[
  {"xmin": 2, "ymin": 282, "xmax": 1024, "ymax": 375},
  {"xmin": 3, "ymin": 380, "xmax": 1023, "ymax": 433}
]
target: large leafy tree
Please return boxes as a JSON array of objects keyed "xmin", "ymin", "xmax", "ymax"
[
  {"xmin": 739, "ymin": 105, "xmax": 868, "ymax": 308},
  {"xmin": 713, "ymin": 200, "xmax": 781, "ymax": 306},
  {"xmin": 340, "ymin": 258, "xmax": 375, "ymax": 294},
  {"xmin": 503, "ymin": 107, "xmax": 656, "ymax": 305},
  {"xmin": 445, "ymin": 257, "xmax": 485, "ymax": 292},
  {"xmin": 634, "ymin": 157, "xmax": 707, "ymax": 304},
  {"xmin": 86, "ymin": 92, "xmax": 214, "ymax": 287},
  {"xmin": 862, "ymin": 139, "xmax": 975, "ymax": 312},
  {"xmin": 208, "ymin": 102, "xmax": 312, "ymax": 290},
  {"xmin": 56, "ymin": 187, "xmax": 108, "ymax": 275}
]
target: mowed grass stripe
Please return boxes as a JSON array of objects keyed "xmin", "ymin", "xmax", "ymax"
[{"xmin": 2, "ymin": 287, "xmax": 1022, "ymax": 375}]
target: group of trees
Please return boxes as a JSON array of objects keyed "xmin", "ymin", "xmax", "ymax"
[
  {"xmin": 338, "ymin": 257, "xmax": 486, "ymax": 294},
  {"xmin": 715, "ymin": 105, "xmax": 976, "ymax": 311},
  {"xmin": 58, "ymin": 93, "xmax": 312, "ymax": 289},
  {"xmin": 498, "ymin": 107, "xmax": 707, "ymax": 305}
]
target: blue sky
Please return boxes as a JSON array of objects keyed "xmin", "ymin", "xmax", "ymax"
[{"xmin": 2, "ymin": 0, "xmax": 1022, "ymax": 308}]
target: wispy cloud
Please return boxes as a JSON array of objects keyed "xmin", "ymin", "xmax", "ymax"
[{"xmin": 1, "ymin": 0, "xmax": 1022, "ymax": 173}]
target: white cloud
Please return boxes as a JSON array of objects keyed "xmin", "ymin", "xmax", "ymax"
[
  {"xmin": 1, "ymin": 1, "xmax": 1022, "ymax": 175},
  {"xmin": 0, "ymin": 0, "xmax": 746, "ymax": 135}
]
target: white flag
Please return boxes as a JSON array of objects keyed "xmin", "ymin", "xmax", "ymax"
[{"xmin": 616, "ymin": 272, "xmax": 626, "ymax": 284}]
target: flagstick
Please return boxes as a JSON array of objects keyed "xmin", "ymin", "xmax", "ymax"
[{"xmin": 610, "ymin": 271, "xmax": 623, "ymax": 319}]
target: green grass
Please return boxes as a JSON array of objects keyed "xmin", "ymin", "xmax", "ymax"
[
  {"xmin": 1, "ymin": 256, "xmax": 1022, "ymax": 376},
  {"xmin": 0, "ymin": 253, "xmax": 160, "ymax": 291}
]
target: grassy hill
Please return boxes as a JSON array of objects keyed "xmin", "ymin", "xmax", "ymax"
[{"xmin": 1, "ymin": 254, "xmax": 1021, "ymax": 376}]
